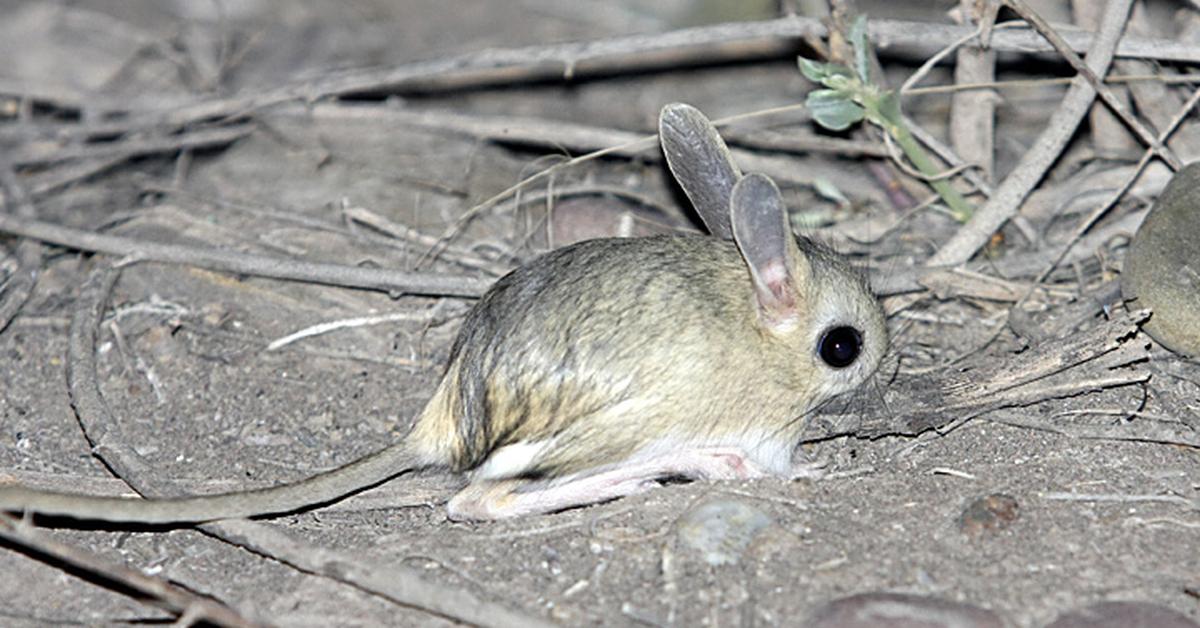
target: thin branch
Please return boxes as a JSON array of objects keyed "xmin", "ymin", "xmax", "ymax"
[
  {"xmin": 805, "ymin": 308, "xmax": 1151, "ymax": 440},
  {"xmin": 0, "ymin": 211, "xmax": 491, "ymax": 298},
  {"xmin": 900, "ymin": 114, "xmax": 994, "ymax": 198},
  {"xmin": 308, "ymin": 102, "xmax": 880, "ymax": 198},
  {"xmin": 0, "ymin": 513, "xmax": 261, "ymax": 628},
  {"xmin": 1040, "ymin": 493, "xmax": 1199, "ymax": 508},
  {"xmin": 982, "ymin": 83, "xmax": 1200, "ymax": 345},
  {"xmin": 310, "ymin": 101, "xmax": 881, "ymax": 159},
  {"xmin": 0, "ymin": 163, "xmax": 45, "ymax": 334},
  {"xmin": 265, "ymin": 304, "xmax": 450, "ymax": 351},
  {"xmin": 1072, "ymin": 0, "xmax": 1140, "ymax": 159},
  {"xmin": 948, "ymin": 1, "xmax": 999, "ymax": 182},
  {"xmin": 140, "ymin": 19, "xmax": 828, "ymax": 126},
  {"xmin": 988, "ymin": 413, "xmax": 1200, "ymax": 449},
  {"xmin": 896, "ymin": 13, "xmax": 1005, "ymax": 198},
  {"xmin": 3, "ymin": 469, "xmax": 461, "ymax": 515},
  {"xmin": 375, "ymin": 100, "xmax": 895, "ymax": 257},
  {"xmin": 25, "ymin": 156, "xmax": 130, "ymax": 199},
  {"xmin": 1005, "ymin": 0, "xmax": 1179, "ymax": 169},
  {"xmin": 7, "ymin": 124, "xmax": 253, "ymax": 167},
  {"xmin": 906, "ymin": 72, "xmax": 1200, "ymax": 96},
  {"xmin": 210, "ymin": 519, "xmax": 558, "ymax": 628},
  {"xmin": 12, "ymin": 16, "xmax": 1200, "ymax": 140},
  {"xmin": 1031, "ymin": 85, "xmax": 1200, "ymax": 287},
  {"xmin": 56, "ymin": 263, "xmax": 553, "ymax": 628},
  {"xmin": 927, "ymin": 0, "xmax": 1134, "ymax": 267}
]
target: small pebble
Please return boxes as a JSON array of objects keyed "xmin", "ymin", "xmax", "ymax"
[
  {"xmin": 1045, "ymin": 601, "xmax": 1198, "ymax": 628},
  {"xmin": 804, "ymin": 592, "xmax": 1005, "ymax": 628},
  {"xmin": 959, "ymin": 493, "xmax": 1019, "ymax": 538},
  {"xmin": 676, "ymin": 499, "xmax": 772, "ymax": 566}
]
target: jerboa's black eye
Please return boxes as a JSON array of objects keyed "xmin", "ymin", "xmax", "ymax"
[{"xmin": 819, "ymin": 326, "xmax": 862, "ymax": 368}]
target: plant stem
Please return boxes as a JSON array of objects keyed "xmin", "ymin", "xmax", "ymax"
[{"xmin": 886, "ymin": 121, "xmax": 974, "ymax": 221}]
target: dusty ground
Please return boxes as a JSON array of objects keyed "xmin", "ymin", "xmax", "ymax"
[{"xmin": 0, "ymin": 1, "xmax": 1198, "ymax": 626}]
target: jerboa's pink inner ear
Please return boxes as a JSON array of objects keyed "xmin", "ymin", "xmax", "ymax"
[
  {"xmin": 730, "ymin": 173, "xmax": 809, "ymax": 322},
  {"xmin": 659, "ymin": 103, "xmax": 740, "ymax": 240}
]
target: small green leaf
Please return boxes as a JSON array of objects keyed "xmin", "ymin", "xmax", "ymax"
[
  {"xmin": 806, "ymin": 89, "xmax": 866, "ymax": 131},
  {"xmin": 798, "ymin": 57, "xmax": 856, "ymax": 86},
  {"xmin": 791, "ymin": 208, "xmax": 834, "ymax": 230},
  {"xmin": 850, "ymin": 15, "xmax": 870, "ymax": 82},
  {"xmin": 824, "ymin": 73, "xmax": 853, "ymax": 91},
  {"xmin": 812, "ymin": 177, "xmax": 849, "ymax": 205},
  {"xmin": 826, "ymin": 64, "xmax": 856, "ymax": 79},
  {"xmin": 798, "ymin": 56, "xmax": 827, "ymax": 82}
]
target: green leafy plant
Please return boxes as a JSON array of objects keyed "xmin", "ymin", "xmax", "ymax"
[{"xmin": 799, "ymin": 16, "xmax": 974, "ymax": 222}]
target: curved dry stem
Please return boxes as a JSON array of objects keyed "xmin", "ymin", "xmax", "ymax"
[
  {"xmin": 0, "ymin": 212, "xmax": 490, "ymax": 298},
  {"xmin": 60, "ymin": 262, "xmax": 553, "ymax": 628},
  {"xmin": 0, "ymin": 165, "xmax": 45, "ymax": 335}
]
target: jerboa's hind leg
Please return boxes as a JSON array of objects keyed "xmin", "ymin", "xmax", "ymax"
[{"xmin": 446, "ymin": 447, "xmax": 768, "ymax": 521}]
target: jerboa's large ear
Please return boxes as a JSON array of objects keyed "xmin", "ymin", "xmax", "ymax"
[
  {"xmin": 730, "ymin": 173, "xmax": 809, "ymax": 325},
  {"xmin": 659, "ymin": 103, "xmax": 741, "ymax": 239}
]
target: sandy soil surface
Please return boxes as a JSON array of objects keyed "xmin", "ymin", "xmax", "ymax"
[{"xmin": 0, "ymin": 1, "xmax": 1197, "ymax": 626}]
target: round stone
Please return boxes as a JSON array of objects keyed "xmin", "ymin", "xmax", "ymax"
[
  {"xmin": 803, "ymin": 592, "xmax": 1005, "ymax": 628},
  {"xmin": 1045, "ymin": 601, "xmax": 1198, "ymax": 628},
  {"xmin": 1122, "ymin": 162, "xmax": 1200, "ymax": 358}
]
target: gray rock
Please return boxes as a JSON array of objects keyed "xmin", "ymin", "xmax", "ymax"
[
  {"xmin": 804, "ymin": 592, "xmax": 1005, "ymax": 628},
  {"xmin": 1045, "ymin": 601, "xmax": 1198, "ymax": 628},
  {"xmin": 1122, "ymin": 161, "xmax": 1200, "ymax": 358},
  {"xmin": 675, "ymin": 499, "xmax": 773, "ymax": 566}
]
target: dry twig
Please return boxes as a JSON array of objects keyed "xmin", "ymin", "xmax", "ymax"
[
  {"xmin": 948, "ymin": 0, "xmax": 999, "ymax": 182},
  {"xmin": 1005, "ymin": 0, "xmax": 1179, "ymax": 168},
  {"xmin": 0, "ymin": 211, "xmax": 490, "ymax": 298},
  {"xmin": 0, "ymin": 164, "xmax": 43, "ymax": 334},
  {"xmin": 55, "ymin": 263, "xmax": 552, "ymax": 628},
  {"xmin": 988, "ymin": 413, "xmax": 1200, "ymax": 448},
  {"xmin": 1031, "ymin": 86, "xmax": 1200, "ymax": 288},
  {"xmin": 927, "ymin": 0, "xmax": 1135, "ymax": 266},
  {"xmin": 13, "ymin": 15, "xmax": 1200, "ymax": 140},
  {"xmin": 806, "ymin": 308, "xmax": 1151, "ymax": 440},
  {"xmin": 0, "ymin": 513, "xmax": 261, "ymax": 628},
  {"xmin": 7, "ymin": 124, "xmax": 253, "ymax": 167}
]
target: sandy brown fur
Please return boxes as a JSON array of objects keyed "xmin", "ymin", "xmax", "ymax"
[
  {"xmin": 409, "ymin": 234, "xmax": 873, "ymax": 478},
  {"xmin": 0, "ymin": 103, "xmax": 886, "ymax": 524}
]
